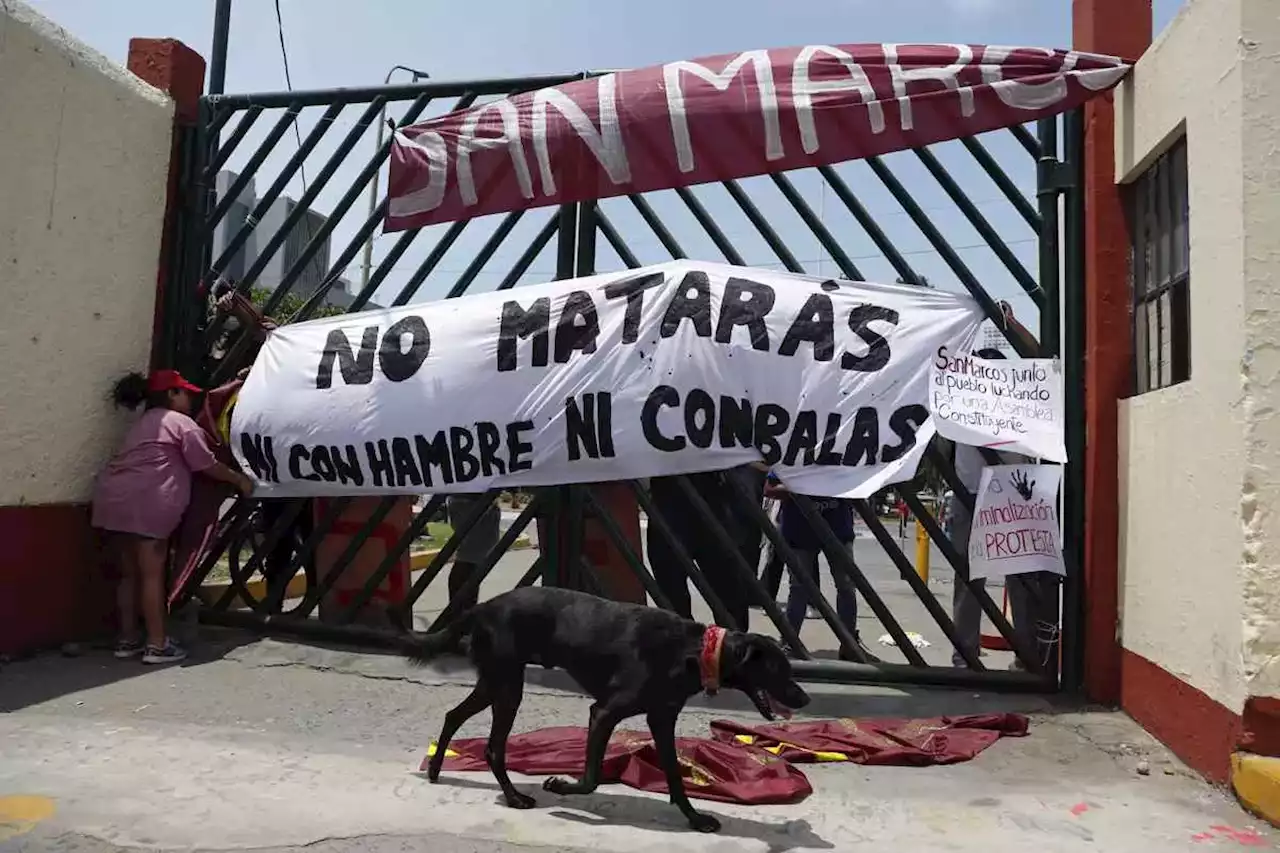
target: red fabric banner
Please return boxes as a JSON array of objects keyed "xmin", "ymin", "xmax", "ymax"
[
  {"xmin": 386, "ymin": 44, "xmax": 1129, "ymax": 231},
  {"xmin": 709, "ymin": 713, "xmax": 1029, "ymax": 766},
  {"xmin": 423, "ymin": 714, "xmax": 1028, "ymax": 804},
  {"xmin": 424, "ymin": 726, "xmax": 811, "ymax": 805}
]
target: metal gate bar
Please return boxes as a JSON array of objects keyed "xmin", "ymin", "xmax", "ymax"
[
  {"xmin": 335, "ymin": 494, "xmax": 447, "ymax": 626},
  {"xmin": 425, "ymin": 494, "xmax": 547, "ymax": 633}
]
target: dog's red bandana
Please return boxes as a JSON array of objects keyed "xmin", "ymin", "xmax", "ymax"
[{"xmin": 699, "ymin": 625, "xmax": 727, "ymax": 695}]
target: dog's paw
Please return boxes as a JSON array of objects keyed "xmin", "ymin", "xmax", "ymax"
[
  {"xmin": 505, "ymin": 791, "xmax": 537, "ymax": 810},
  {"xmin": 542, "ymin": 776, "xmax": 575, "ymax": 795},
  {"xmin": 426, "ymin": 766, "xmax": 441, "ymax": 783},
  {"xmin": 688, "ymin": 812, "xmax": 721, "ymax": 833}
]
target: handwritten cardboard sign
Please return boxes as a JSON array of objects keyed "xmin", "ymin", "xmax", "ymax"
[
  {"xmin": 969, "ymin": 464, "xmax": 1064, "ymax": 580},
  {"xmin": 929, "ymin": 347, "xmax": 1067, "ymax": 463}
]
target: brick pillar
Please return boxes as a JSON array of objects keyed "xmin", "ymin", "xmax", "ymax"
[
  {"xmin": 126, "ymin": 38, "xmax": 206, "ymax": 370},
  {"xmin": 1072, "ymin": 0, "xmax": 1152, "ymax": 705}
]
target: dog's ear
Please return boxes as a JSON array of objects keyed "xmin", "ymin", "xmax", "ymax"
[{"xmin": 732, "ymin": 633, "xmax": 769, "ymax": 666}]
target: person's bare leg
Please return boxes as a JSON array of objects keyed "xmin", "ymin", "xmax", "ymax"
[
  {"xmin": 136, "ymin": 538, "xmax": 169, "ymax": 649},
  {"xmin": 114, "ymin": 536, "xmax": 140, "ymax": 642}
]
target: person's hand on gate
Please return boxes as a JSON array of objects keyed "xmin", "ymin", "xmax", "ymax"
[{"xmin": 997, "ymin": 299, "xmax": 1040, "ymax": 354}]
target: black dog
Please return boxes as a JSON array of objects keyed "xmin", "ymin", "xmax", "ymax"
[{"xmin": 403, "ymin": 586, "xmax": 810, "ymax": 833}]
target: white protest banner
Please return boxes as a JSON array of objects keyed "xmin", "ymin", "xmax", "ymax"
[
  {"xmin": 928, "ymin": 347, "xmax": 1067, "ymax": 463},
  {"xmin": 968, "ymin": 464, "xmax": 1065, "ymax": 580},
  {"xmin": 232, "ymin": 260, "xmax": 984, "ymax": 498}
]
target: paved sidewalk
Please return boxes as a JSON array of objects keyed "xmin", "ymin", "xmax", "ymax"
[{"xmin": 0, "ymin": 630, "xmax": 1271, "ymax": 852}]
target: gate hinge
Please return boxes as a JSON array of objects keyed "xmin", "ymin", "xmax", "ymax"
[{"xmin": 1037, "ymin": 161, "xmax": 1076, "ymax": 196}]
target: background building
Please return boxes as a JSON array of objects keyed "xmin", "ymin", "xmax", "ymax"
[{"xmin": 213, "ymin": 169, "xmax": 378, "ymax": 312}]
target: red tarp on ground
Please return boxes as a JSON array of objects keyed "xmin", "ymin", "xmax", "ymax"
[
  {"xmin": 424, "ymin": 713, "xmax": 1028, "ymax": 804},
  {"xmin": 424, "ymin": 726, "xmax": 812, "ymax": 804},
  {"xmin": 709, "ymin": 712, "xmax": 1029, "ymax": 766},
  {"xmin": 386, "ymin": 44, "xmax": 1130, "ymax": 231}
]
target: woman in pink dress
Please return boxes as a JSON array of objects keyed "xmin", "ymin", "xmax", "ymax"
[{"xmin": 92, "ymin": 369, "xmax": 254, "ymax": 664}]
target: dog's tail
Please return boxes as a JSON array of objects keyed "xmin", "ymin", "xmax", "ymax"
[{"xmin": 399, "ymin": 613, "xmax": 472, "ymax": 665}]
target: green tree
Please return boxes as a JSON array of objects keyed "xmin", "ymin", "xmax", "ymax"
[{"xmin": 250, "ymin": 286, "xmax": 348, "ymax": 324}]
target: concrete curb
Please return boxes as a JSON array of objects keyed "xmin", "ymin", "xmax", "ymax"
[
  {"xmin": 1232, "ymin": 752, "xmax": 1280, "ymax": 828},
  {"xmin": 197, "ymin": 537, "xmax": 533, "ymax": 608}
]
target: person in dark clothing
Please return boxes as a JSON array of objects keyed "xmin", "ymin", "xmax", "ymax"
[
  {"xmin": 767, "ymin": 473, "xmax": 878, "ymax": 662},
  {"xmin": 645, "ymin": 466, "xmax": 762, "ymax": 631},
  {"xmin": 445, "ymin": 493, "xmax": 501, "ymax": 613}
]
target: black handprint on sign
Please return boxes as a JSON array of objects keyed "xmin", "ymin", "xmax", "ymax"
[{"xmin": 1011, "ymin": 468, "xmax": 1035, "ymax": 501}]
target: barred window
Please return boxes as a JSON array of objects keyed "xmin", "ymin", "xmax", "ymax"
[{"xmin": 1129, "ymin": 137, "xmax": 1190, "ymax": 394}]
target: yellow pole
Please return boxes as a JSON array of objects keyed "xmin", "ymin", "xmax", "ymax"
[{"xmin": 914, "ymin": 517, "xmax": 930, "ymax": 583}]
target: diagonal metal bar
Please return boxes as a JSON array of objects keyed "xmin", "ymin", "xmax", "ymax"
[
  {"xmin": 787, "ymin": 493, "xmax": 928, "ymax": 667},
  {"xmin": 268, "ymin": 496, "xmax": 355, "ymax": 614},
  {"xmin": 628, "ymin": 194, "xmax": 687, "ymax": 259},
  {"xmin": 444, "ymin": 210, "xmax": 526, "ymax": 299},
  {"xmin": 297, "ymin": 94, "xmax": 502, "ymax": 317},
  {"xmin": 1009, "ymin": 123, "xmax": 1042, "ymax": 159},
  {"xmin": 333, "ymin": 495, "xmax": 448, "ymax": 625},
  {"xmin": 769, "ymin": 172, "xmax": 863, "ymax": 280},
  {"xmin": 169, "ymin": 500, "xmax": 253, "ymax": 610},
  {"xmin": 515, "ymin": 555, "xmax": 544, "ymax": 588},
  {"xmin": 212, "ymin": 499, "xmax": 308, "ymax": 613},
  {"xmin": 674, "ymin": 187, "xmax": 746, "ymax": 265},
  {"xmin": 243, "ymin": 93, "xmax": 425, "ymax": 308},
  {"xmin": 291, "ymin": 217, "xmax": 385, "ymax": 322},
  {"xmin": 720, "ymin": 475, "xmax": 870, "ymax": 662},
  {"xmin": 392, "ymin": 220, "xmax": 470, "ymax": 306},
  {"xmin": 671, "ymin": 475, "xmax": 806, "ymax": 647},
  {"xmin": 901, "ymin": 491, "xmax": 1046, "ymax": 675},
  {"xmin": 580, "ymin": 487, "xmax": 673, "ymax": 611},
  {"xmin": 623, "ymin": 480, "xmax": 739, "ymax": 631},
  {"xmin": 865, "ymin": 155, "xmax": 1038, "ymax": 355},
  {"xmin": 209, "ymin": 103, "xmax": 348, "ymax": 281},
  {"xmin": 852, "ymin": 500, "xmax": 982, "ymax": 669},
  {"xmin": 721, "ymin": 179, "xmax": 805, "ymax": 273},
  {"xmin": 294, "ymin": 497, "xmax": 400, "ymax": 620},
  {"xmin": 394, "ymin": 489, "xmax": 504, "ymax": 619},
  {"xmin": 204, "ymin": 102, "xmax": 238, "ymax": 141},
  {"xmin": 425, "ymin": 495, "xmax": 545, "ymax": 633},
  {"xmin": 960, "ymin": 136, "xmax": 1041, "ymax": 230},
  {"xmin": 596, "ymin": 208, "xmax": 641, "ymax": 269},
  {"xmin": 914, "ymin": 147, "xmax": 1042, "ymax": 305},
  {"xmin": 347, "ymin": 227, "xmax": 420, "ymax": 312},
  {"xmin": 497, "ymin": 212, "xmax": 561, "ymax": 290},
  {"xmin": 203, "ymin": 94, "xmax": 407, "ymax": 369},
  {"xmin": 817, "ymin": 165, "xmax": 924, "ymax": 285},
  {"xmin": 206, "ymin": 105, "xmax": 301, "ymax": 234},
  {"xmin": 205, "ymin": 105, "xmax": 264, "ymax": 178}
]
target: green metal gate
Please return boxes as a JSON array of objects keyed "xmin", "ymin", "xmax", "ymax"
[{"xmin": 165, "ymin": 70, "xmax": 1087, "ymax": 693}]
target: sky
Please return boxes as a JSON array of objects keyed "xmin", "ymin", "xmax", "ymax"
[{"xmin": 26, "ymin": 0, "xmax": 1188, "ymax": 334}]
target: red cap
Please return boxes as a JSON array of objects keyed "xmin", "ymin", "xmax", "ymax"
[{"xmin": 147, "ymin": 369, "xmax": 203, "ymax": 395}]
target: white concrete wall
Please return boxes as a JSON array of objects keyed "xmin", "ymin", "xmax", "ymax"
[
  {"xmin": 1237, "ymin": 0, "xmax": 1280, "ymax": 701},
  {"xmin": 1115, "ymin": 0, "xmax": 1280, "ymax": 711},
  {"xmin": 0, "ymin": 0, "xmax": 174, "ymax": 505}
]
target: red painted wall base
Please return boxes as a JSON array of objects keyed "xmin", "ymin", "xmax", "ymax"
[
  {"xmin": 0, "ymin": 504, "xmax": 115, "ymax": 656},
  {"xmin": 1119, "ymin": 648, "xmax": 1280, "ymax": 784}
]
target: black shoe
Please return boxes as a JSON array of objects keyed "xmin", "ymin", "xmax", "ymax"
[{"xmin": 838, "ymin": 637, "xmax": 882, "ymax": 665}]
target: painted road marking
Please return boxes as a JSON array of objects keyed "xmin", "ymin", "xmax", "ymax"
[{"xmin": 0, "ymin": 795, "xmax": 56, "ymax": 842}]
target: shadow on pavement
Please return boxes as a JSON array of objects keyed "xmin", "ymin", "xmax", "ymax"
[
  {"xmin": 0, "ymin": 623, "xmax": 257, "ymax": 713},
  {"xmin": 421, "ymin": 774, "xmax": 835, "ymax": 851}
]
